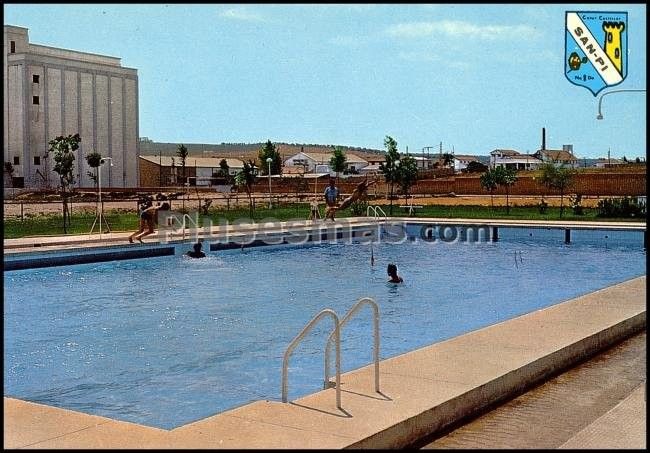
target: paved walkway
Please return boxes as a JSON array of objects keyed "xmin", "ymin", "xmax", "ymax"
[{"xmin": 416, "ymin": 332, "xmax": 646, "ymax": 449}]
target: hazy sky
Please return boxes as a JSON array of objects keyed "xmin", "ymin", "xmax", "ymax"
[{"xmin": 4, "ymin": 3, "xmax": 647, "ymax": 158}]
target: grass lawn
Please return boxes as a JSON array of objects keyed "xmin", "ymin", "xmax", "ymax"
[{"xmin": 3, "ymin": 203, "xmax": 642, "ymax": 239}]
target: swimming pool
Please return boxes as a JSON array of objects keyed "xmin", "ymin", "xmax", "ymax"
[{"xmin": 3, "ymin": 225, "xmax": 646, "ymax": 429}]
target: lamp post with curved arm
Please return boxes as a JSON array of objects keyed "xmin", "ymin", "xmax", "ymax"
[
  {"xmin": 266, "ymin": 157, "xmax": 273, "ymax": 209},
  {"xmin": 596, "ymin": 89, "xmax": 646, "ymax": 119},
  {"xmin": 89, "ymin": 157, "xmax": 113, "ymax": 238}
]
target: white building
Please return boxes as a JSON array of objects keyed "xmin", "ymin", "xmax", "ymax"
[
  {"xmin": 453, "ymin": 154, "xmax": 481, "ymax": 172},
  {"xmin": 283, "ymin": 151, "xmax": 368, "ymax": 175},
  {"xmin": 533, "ymin": 145, "xmax": 580, "ymax": 169},
  {"xmin": 411, "ymin": 155, "xmax": 438, "ymax": 170},
  {"xmin": 4, "ymin": 25, "xmax": 139, "ymax": 188},
  {"xmin": 490, "ymin": 149, "xmax": 543, "ymax": 170},
  {"xmin": 594, "ymin": 157, "xmax": 626, "ymax": 168}
]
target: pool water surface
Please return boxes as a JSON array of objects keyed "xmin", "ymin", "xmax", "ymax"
[{"xmin": 4, "ymin": 233, "xmax": 646, "ymax": 429}]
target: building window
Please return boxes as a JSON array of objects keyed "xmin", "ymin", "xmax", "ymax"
[
  {"xmin": 13, "ymin": 156, "xmax": 20, "ymax": 165},
  {"xmin": 10, "ymin": 41, "xmax": 15, "ymax": 53},
  {"xmin": 33, "ymin": 156, "xmax": 41, "ymax": 166},
  {"xmin": 33, "ymin": 96, "xmax": 39, "ymax": 105},
  {"xmin": 33, "ymin": 74, "xmax": 40, "ymax": 83}
]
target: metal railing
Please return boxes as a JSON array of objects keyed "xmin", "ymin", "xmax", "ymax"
[
  {"xmin": 282, "ymin": 308, "xmax": 341, "ymax": 408},
  {"xmin": 162, "ymin": 212, "xmax": 199, "ymax": 240},
  {"xmin": 324, "ymin": 297, "xmax": 380, "ymax": 393},
  {"xmin": 366, "ymin": 205, "xmax": 387, "ymax": 221}
]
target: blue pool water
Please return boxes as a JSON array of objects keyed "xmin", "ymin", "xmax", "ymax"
[{"xmin": 4, "ymin": 229, "xmax": 646, "ymax": 429}]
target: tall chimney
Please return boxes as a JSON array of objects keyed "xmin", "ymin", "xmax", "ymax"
[{"xmin": 542, "ymin": 127, "xmax": 546, "ymax": 150}]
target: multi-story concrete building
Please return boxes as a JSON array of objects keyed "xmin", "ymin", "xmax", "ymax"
[{"xmin": 4, "ymin": 25, "xmax": 138, "ymax": 188}]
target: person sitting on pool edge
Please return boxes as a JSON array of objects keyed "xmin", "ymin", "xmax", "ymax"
[
  {"xmin": 128, "ymin": 202, "xmax": 171, "ymax": 243},
  {"xmin": 387, "ymin": 263, "xmax": 403, "ymax": 283},
  {"xmin": 186, "ymin": 241, "xmax": 206, "ymax": 258}
]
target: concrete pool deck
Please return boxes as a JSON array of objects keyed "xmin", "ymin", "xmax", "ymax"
[
  {"xmin": 3, "ymin": 216, "xmax": 646, "ymax": 254},
  {"xmin": 4, "ymin": 275, "xmax": 645, "ymax": 448}
]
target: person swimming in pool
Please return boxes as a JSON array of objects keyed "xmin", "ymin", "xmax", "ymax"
[
  {"xmin": 186, "ymin": 241, "xmax": 206, "ymax": 258},
  {"xmin": 387, "ymin": 263, "xmax": 403, "ymax": 283}
]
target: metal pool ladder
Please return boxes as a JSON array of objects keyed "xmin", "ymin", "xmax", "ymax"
[
  {"xmin": 324, "ymin": 297, "xmax": 380, "ymax": 393},
  {"xmin": 282, "ymin": 308, "xmax": 342, "ymax": 409},
  {"xmin": 366, "ymin": 205, "xmax": 387, "ymax": 221},
  {"xmin": 281, "ymin": 298, "xmax": 381, "ymax": 409}
]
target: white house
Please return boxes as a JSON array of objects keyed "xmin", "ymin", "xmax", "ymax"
[
  {"xmin": 453, "ymin": 155, "xmax": 481, "ymax": 172},
  {"xmin": 594, "ymin": 157, "xmax": 626, "ymax": 168},
  {"xmin": 411, "ymin": 155, "xmax": 438, "ymax": 170},
  {"xmin": 490, "ymin": 149, "xmax": 543, "ymax": 170},
  {"xmin": 283, "ymin": 151, "xmax": 368, "ymax": 175}
]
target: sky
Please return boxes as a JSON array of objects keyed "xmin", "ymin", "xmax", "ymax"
[{"xmin": 4, "ymin": 3, "xmax": 647, "ymax": 159}]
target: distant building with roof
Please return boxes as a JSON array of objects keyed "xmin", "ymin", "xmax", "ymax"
[
  {"xmin": 532, "ymin": 128, "xmax": 579, "ymax": 168},
  {"xmin": 489, "ymin": 149, "xmax": 543, "ymax": 170},
  {"xmin": 283, "ymin": 150, "xmax": 368, "ymax": 176},
  {"xmin": 594, "ymin": 157, "xmax": 627, "ymax": 168},
  {"xmin": 138, "ymin": 155, "xmax": 243, "ymax": 187},
  {"xmin": 453, "ymin": 154, "xmax": 481, "ymax": 172},
  {"xmin": 533, "ymin": 145, "xmax": 579, "ymax": 168}
]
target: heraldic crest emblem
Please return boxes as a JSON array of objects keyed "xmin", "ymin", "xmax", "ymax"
[{"xmin": 565, "ymin": 11, "xmax": 628, "ymax": 96}]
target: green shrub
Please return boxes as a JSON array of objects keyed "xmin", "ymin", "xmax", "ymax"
[
  {"xmin": 596, "ymin": 196, "xmax": 645, "ymax": 218},
  {"xmin": 350, "ymin": 200, "xmax": 368, "ymax": 216}
]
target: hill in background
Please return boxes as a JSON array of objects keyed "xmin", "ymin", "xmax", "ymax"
[{"xmin": 138, "ymin": 139, "xmax": 386, "ymax": 162}]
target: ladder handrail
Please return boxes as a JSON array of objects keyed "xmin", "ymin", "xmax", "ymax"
[
  {"xmin": 180, "ymin": 213, "xmax": 198, "ymax": 240},
  {"xmin": 282, "ymin": 308, "xmax": 341, "ymax": 409},
  {"xmin": 366, "ymin": 205, "xmax": 387, "ymax": 221},
  {"xmin": 324, "ymin": 297, "xmax": 380, "ymax": 393}
]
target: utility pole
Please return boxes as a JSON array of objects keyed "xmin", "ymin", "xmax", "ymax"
[{"xmin": 422, "ymin": 146, "xmax": 434, "ymax": 158}]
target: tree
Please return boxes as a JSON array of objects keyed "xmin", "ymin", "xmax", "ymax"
[
  {"xmin": 397, "ymin": 155, "xmax": 418, "ymax": 201},
  {"xmin": 493, "ymin": 166, "xmax": 517, "ymax": 215},
  {"xmin": 441, "ymin": 152, "xmax": 454, "ymax": 168},
  {"xmin": 479, "ymin": 168, "xmax": 498, "ymax": 211},
  {"xmin": 217, "ymin": 158, "xmax": 231, "ymax": 183},
  {"xmin": 465, "ymin": 161, "xmax": 488, "ymax": 173},
  {"xmin": 176, "ymin": 144, "xmax": 189, "ymax": 211},
  {"xmin": 4, "ymin": 162, "xmax": 15, "ymax": 187},
  {"xmin": 235, "ymin": 159, "xmax": 257, "ymax": 218},
  {"xmin": 48, "ymin": 133, "xmax": 80, "ymax": 233},
  {"xmin": 258, "ymin": 140, "xmax": 282, "ymax": 175},
  {"xmin": 539, "ymin": 162, "xmax": 575, "ymax": 218},
  {"xmin": 329, "ymin": 146, "xmax": 347, "ymax": 181},
  {"xmin": 378, "ymin": 135, "xmax": 400, "ymax": 215},
  {"xmin": 176, "ymin": 144, "xmax": 188, "ymax": 185},
  {"xmin": 85, "ymin": 151, "xmax": 102, "ymax": 189}
]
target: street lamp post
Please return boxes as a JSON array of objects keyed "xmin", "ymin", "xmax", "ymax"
[
  {"xmin": 266, "ymin": 157, "xmax": 273, "ymax": 209},
  {"xmin": 596, "ymin": 89, "xmax": 646, "ymax": 119},
  {"xmin": 89, "ymin": 157, "xmax": 113, "ymax": 238}
]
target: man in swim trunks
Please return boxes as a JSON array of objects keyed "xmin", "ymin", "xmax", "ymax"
[
  {"xmin": 325, "ymin": 177, "xmax": 377, "ymax": 220},
  {"xmin": 128, "ymin": 202, "xmax": 170, "ymax": 243}
]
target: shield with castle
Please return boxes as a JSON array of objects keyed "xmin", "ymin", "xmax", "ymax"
[{"xmin": 565, "ymin": 11, "xmax": 628, "ymax": 96}]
